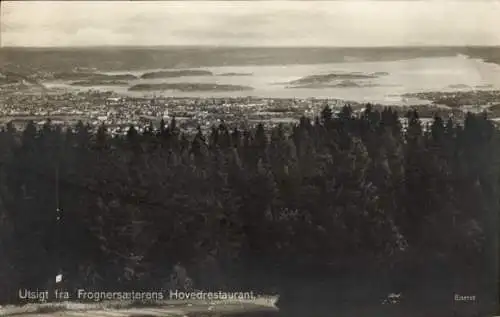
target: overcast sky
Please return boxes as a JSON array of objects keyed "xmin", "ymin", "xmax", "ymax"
[{"xmin": 2, "ymin": 1, "xmax": 500, "ymax": 47}]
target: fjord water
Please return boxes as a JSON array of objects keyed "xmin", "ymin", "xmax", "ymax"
[{"xmin": 44, "ymin": 54, "xmax": 500, "ymax": 104}]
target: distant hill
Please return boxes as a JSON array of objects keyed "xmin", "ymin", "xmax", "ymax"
[{"xmin": 1, "ymin": 46, "xmax": 499, "ymax": 73}]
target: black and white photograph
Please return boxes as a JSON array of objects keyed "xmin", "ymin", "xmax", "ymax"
[{"xmin": 0, "ymin": 1, "xmax": 499, "ymax": 316}]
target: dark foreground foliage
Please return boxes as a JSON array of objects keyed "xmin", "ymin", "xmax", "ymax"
[{"xmin": 0, "ymin": 105, "xmax": 498, "ymax": 315}]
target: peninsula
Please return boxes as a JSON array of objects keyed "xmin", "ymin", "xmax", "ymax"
[
  {"xmin": 288, "ymin": 80, "xmax": 380, "ymax": 89},
  {"xmin": 140, "ymin": 70, "xmax": 213, "ymax": 79},
  {"xmin": 70, "ymin": 80, "xmax": 129, "ymax": 86},
  {"xmin": 128, "ymin": 82, "xmax": 254, "ymax": 92},
  {"xmin": 53, "ymin": 72, "xmax": 137, "ymax": 81},
  {"xmin": 218, "ymin": 72, "xmax": 253, "ymax": 77}
]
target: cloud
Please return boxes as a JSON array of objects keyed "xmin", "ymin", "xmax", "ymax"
[{"xmin": 2, "ymin": 1, "xmax": 500, "ymax": 47}]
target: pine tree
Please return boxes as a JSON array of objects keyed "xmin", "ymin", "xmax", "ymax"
[
  {"xmin": 320, "ymin": 105, "xmax": 333, "ymax": 125},
  {"xmin": 96, "ymin": 124, "xmax": 108, "ymax": 149}
]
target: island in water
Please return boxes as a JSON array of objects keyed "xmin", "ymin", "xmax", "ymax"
[
  {"xmin": 129, "ymin": 82, "xmax": 254, "ymax": 92},
  {"xmin": 140, "ymin": 70, "xmax": 213, "ymax": 79},
  {"xmin": 288, "ymin": 80, "xmax": 380, "ymax": 89},
  {"xmin": 448, "ymin": 84, "xmax": 471, "ymax": 89},
  {"xmin": 476, "ymin": 84, "xmax": 494, "ymax": 89},
  {"xmin": 217, "ymin": 72, "xmax": 253, "ymax": 77},
  {"xmin": 372, "ymin": 71, "xmax": 390, "ymax": 76},
  {"xmin": 53, "ymin": 72, "xmax": 138, "ymax": 81},
  {"xmin": 70, "ymin": 80, "xmax": 129, "ymax": 86},
  {"xmin": 286, "ymin": 71, "xmax": 387, "ymax": 86}
]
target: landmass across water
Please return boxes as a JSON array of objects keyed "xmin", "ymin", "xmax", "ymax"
[
  {"xmin": 53, "ymin": 72, "xmax": 137, "ymax": 81},
  {"xmin": 128, "ymin": 83, "xmax": 254, "ymax": 92},
  {"xmin": 140, "ymin": 70, "xmax": 213, "ymax": 79},
  {"xmin": 69, "ymin": 80, "xmax": 129, "ymax": 86},
  {"xmin": 2, "ymin": 46, "xmax": 500, "ymax": 73}
]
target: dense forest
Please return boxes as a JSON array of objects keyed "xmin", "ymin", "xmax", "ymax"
[{"xmin": 0, "ymin": 105, "xmax": 498, "ymax": 315}]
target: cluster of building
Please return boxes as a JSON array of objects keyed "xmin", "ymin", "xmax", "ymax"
[
  {"xmin": 404, "ymin": 90, "xmax": 500, "ymax": 108},
  {"xmin": 4, "ymin": 85, "xmax": 500, "ymax": 138},
  {"xmin": 0, "ymin": 90, "xmax": 355, "ymax": 136}
]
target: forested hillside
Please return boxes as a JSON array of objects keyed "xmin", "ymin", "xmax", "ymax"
[{"xmin": 0, "ymin": 105, "xmax": 497, "ymax": 314}]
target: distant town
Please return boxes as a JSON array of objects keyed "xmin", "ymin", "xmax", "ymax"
[
  {"xmin": 0, "ymin": 87, "xmax": 358, "ymax": 136},
  {"xmin": 3, "ymin": 84, "xmax": 500, "ymax": 137}
]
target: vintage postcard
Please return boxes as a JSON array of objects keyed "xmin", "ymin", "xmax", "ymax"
[{"xmin": 0, "ymin": 1, "xmax": 499, "ymax": 316}]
